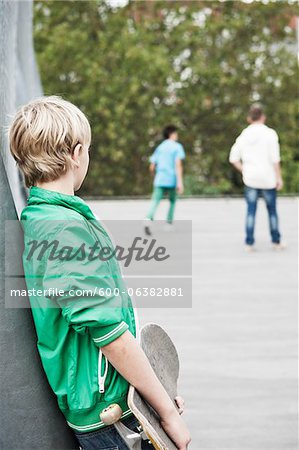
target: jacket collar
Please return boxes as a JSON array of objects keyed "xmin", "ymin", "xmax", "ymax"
[{"xmin": 28, "ymin": 186, "xmax": 96, "ymax": 221}]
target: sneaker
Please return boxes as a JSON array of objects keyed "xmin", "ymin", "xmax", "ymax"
[
  {"xmin": 144, "ymin": 219, "xmax": 152, "ymax": 236},
  {"xmin": 245, "ymin": 244, "xmax": 255, "ymax": 252},
  {"xmin": 272, "ymin": 242, "xmax": 286, "ymax": 251}
]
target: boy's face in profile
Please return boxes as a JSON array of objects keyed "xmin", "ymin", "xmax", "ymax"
[
  {"xmin": 170, "ymin": 132, "xmax": 178, "ymax": 141},
  {"xmin": 73, "ymin": 143, "xmax": 90, "ymax": 191}
]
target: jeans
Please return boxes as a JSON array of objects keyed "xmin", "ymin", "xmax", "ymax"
[
  {"xmin": 74, "ymin": 414, "xmax": 154, "ymax": 450},
  {"xmin": 146, "ymin": 186, "xmax": 177, "ymax": 223},
  {"xmin": 245, "ymin": 187, "xmax": 281, "ymax": 245}
]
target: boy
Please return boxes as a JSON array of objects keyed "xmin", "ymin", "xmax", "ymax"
[
  {"xmin": 229, "ymin": 104, "xmax": 283, "ymax": 251},
  {"xmin": 145, "ymin": 125, "xmax": 185, "ymax": 235},
  {"xmin": 9, "ymin": 96, "xmax": 191, "ymax": 450}
]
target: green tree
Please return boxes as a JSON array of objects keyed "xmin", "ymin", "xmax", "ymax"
[{"xmin": 33, "ymin": 0, "xmax": 298, "ymax": 196}]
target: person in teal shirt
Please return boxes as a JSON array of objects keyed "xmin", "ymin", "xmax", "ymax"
[{"xmin": 145, "ymin": 125, "xmax": 185, "ymax": 235}]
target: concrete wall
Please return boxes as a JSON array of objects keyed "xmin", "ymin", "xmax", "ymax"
[{"xmin": 0, "ymin": 2, "xmax": 78, "ymax": 448}]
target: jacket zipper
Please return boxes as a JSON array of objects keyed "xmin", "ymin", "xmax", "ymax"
[{"xmin": 98, "ymin": 350, "xmax": 108, "ymax": 393}]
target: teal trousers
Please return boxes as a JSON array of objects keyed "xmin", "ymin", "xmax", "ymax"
[{"xmin": 146, "ymin": 186, "xmax": 177, "ymax": 223}]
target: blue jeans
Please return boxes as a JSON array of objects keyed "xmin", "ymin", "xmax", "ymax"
[
  {"xmin": 244, "ymin": 187, "xmax": 281, "ymax": 245},
  {"xmin": 74, "ymin": 415, "xmax": 153, "ymax": 450}
]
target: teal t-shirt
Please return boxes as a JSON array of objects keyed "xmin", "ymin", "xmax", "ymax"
[{"xmin": 150, "ymin": 139, "xmax": 185, "ymax": 188}]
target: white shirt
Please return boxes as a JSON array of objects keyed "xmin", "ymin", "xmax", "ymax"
[{"xmin": 229, "ymin": 123, "xmax": 280, "ymax": 189}]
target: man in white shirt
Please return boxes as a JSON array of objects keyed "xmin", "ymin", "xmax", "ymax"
[{"xmin": 229, "ymin": 104, "xmax": 283, "ymax": 250}]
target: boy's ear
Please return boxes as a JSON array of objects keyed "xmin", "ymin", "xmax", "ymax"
[{"xmin": 72, "ymin": 143, "xmax": 82, "ymax": 163}]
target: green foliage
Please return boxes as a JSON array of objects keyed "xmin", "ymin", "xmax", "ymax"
[{"xmin": 33, "ymin": 0, "xmax": 298, "ymax": 196}]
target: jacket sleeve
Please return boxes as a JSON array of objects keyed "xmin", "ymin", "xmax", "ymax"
[
  {"xmin": 269, "ymin": 130, "xmax": 280, "ymax": 163},
  {"xmin": 229, "ymin": 135, "xmax": 242, "ymax": 163},
  {"xmin": 175, "ymin": 143, "xmax": 186, "ymax": 161},
  {"xmin": 41, "ymin": 221, "xmax": 129, "ymax": 347},
  {"xmin": 150, "ymin": 148, "xmax": 159, "ymax": 164}
]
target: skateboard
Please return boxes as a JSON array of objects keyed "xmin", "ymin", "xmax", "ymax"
[{"xmin": 127, "ymin": 323, "xmax": 180, "ymax": 450}]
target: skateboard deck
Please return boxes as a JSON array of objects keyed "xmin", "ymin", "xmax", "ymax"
[{"xmin": 128, "ymin": 323, "xmax": 179, "ymax": 450}]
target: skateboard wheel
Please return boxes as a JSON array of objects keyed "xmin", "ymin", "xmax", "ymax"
[{"xmin": 100, "ymin": 403, "xmax": 123, "ymax": 425}]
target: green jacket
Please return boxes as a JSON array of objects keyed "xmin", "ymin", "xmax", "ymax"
[{"xmin": 21, "ymin": 186, "xmax": 136, "ymax": 433}]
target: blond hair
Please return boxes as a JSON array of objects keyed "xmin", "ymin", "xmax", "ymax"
[{"xmin": 9, "ymin": 96, "xmax": 91, "ymax": 187}]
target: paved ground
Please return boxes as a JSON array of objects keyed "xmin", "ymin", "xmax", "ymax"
[{"xmin": 88, "ymin": 197, "xmax": 298, "ymax": 450}]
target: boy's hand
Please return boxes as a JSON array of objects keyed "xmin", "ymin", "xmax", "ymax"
[
  {"xmin": 175, "ymin": 395, "xmax": 185, "ymax": 415},
  {"xmin": 160, "ymin": 408, "xmax": 191, "ymax": 449},
  {"xmin": 149, "ymin": 163, "xmax": 156, "ymax": 176},
  {"xmin": 276, "ymin": 177, "xmax": 283, "ymax": 191},
  {"xmin": 101, "ymin": 332, "xmax": 191, "ymax": 448},
  {"xmin": 177, "ymin": 183, "xmax": 184, "ymax": 195},
  {"xmin": 232, "ymin": 161, "xmax": 243, "ymax": 174}
]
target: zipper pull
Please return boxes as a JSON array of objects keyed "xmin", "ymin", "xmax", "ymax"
[
  {"xmin": 98, "ymin": 351, "xmax": 109, "ymax": 394},
  {"xmin": 99, "ymin": 376, "xmax": 106, "ymax": 393}
]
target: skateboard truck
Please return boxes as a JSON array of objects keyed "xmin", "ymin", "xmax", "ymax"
[{"xmin": 100, "ymin": 404, "xmax": 150, "ymax": 450}]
